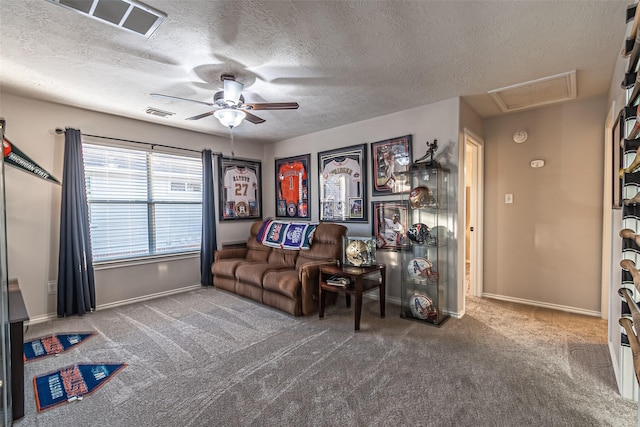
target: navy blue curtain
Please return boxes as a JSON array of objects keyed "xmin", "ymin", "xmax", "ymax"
[
  {"xmin": 57, "ymin": 128, "xmax": 96, "ymax": 316},
  {"xmin": 200, "ymin": 149, "xmax": 217, "ymax": 286}
]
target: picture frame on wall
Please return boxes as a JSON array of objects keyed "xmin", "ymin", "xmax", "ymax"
[
  {"xmin": 371, "ymin": 200, "xmax": 409, "ymax": 250},
  {"xmin": 318, "ymin": 143, "xmax": 367, "ymax": 222},
  {"xmin": 218, "ymin": 156, "xmax": 262, "ymax": 221},
  {"xmin": 275, "ymin": 153, "xmax": 311, "ymax": 219},
  {"xmin": 371, "ymin": 134, "xmax": 413, "ymax": 196}
]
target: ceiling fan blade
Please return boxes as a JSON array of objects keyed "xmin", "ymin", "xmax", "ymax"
[
  {"xmin": 151, "ymin": 93, "xmax": 215, "ymax": 107},
  {"xmin": 244, "ymin": 102, "xmax": 299, "ymax": 111},
  {"xmin": 185, "ymin": 111, "xmax": 216, "ymax": 121},
  {"xmin": 223, "ymin": 79, "xmax": 244, "ymax": 106},
  {"xmin": 243, "ymin": 111, "xmax": 266, "ymax": 124}
]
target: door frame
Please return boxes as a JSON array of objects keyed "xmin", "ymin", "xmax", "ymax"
[
  {"xmin": 463, "ymin": 129, "xmax": 485, "ymax": 302},
  {"xmin": 601, "ymin": 101, "xmax": 614, "ymax": 321}
]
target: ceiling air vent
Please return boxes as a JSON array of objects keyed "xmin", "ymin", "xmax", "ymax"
[
  {"xmin": 45, "ymin": 0, "xmax": 167, "ymax": 38},
  {"xmin": 145, "ymin": 107, "xmax": 175, "ymax": 118},
  {"xmin": 488, "ymin": 70, "xmax": 577, "ymax": 113}
]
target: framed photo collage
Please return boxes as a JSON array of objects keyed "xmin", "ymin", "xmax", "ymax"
[{"xmin": 222, "ymin": 134, "xmax": 416, "ymax": 249}]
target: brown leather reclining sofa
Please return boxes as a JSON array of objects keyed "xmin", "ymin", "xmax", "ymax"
[{"xmin": 212, "ymin": 220, "xmax": 347, "ymax": 316}]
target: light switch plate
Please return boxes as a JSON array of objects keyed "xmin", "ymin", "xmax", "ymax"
[{"xmin": 505, "ymin": 194, "xmax": 513, "ymax": 204}]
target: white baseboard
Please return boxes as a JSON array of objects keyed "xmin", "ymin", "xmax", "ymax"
[
  {"xmin": 27, "ymin": 313, "xmax": 57, "ymax": 325},
  {"xmin": 27, "ymin": 284, "xmax": 202, "ymax": 326},
  {"xmin": 96, "ymin": 284, "xmax": 202, "ymax": 311},
  {"xmin": 482, "ymin": 292, "xmax": 601, "ymax": 317}
]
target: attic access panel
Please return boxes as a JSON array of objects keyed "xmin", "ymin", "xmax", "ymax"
[
  {"xmin": 46, "ymin": 0, "xmax": 166, "ymax": 38},
  {"xmin": 488, "ymin": 70, "xmax": 577, "ymax": 113}
]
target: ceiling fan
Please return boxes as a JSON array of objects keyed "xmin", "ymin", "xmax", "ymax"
[{"xmin": 151, "ymin": 74, "xmax": 299, "ymax": 128}]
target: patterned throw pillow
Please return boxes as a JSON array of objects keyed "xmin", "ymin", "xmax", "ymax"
[{"xmin": 256, "ymin": 218, "xmax": 317, "ymax": 250}]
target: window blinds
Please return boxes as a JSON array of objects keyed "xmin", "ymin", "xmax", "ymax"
[{"xmin": 83, "ymin": 143, "xmax": 202, "ymax": 261}]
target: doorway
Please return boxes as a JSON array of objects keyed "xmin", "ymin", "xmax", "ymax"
[{"xmin": 463, "ymin": 130, "xmax": 484, "ymax": 303}]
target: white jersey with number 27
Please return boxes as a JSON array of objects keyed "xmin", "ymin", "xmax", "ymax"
[{"xmin": 224, "ymin": 166, "xmax": 258, "ymax": 204}]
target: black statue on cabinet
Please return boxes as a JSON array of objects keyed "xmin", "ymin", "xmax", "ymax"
[{"xmin": 414, "ymin": 139, "xmax": 438, "ymax": 166}]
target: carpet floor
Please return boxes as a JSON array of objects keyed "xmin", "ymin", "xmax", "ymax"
[{"xmin": 14, "ymin": 288, "xmax": 637, "ymax": 426}]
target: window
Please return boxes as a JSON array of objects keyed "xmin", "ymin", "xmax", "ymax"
[{"xmin": 83, "ymin": 143, "xmax": 202, "ymax": 262}]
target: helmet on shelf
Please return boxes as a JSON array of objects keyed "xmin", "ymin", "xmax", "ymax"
[
  {"xmin": 407, "ymin": 257, "xmax": 432, "ymax": 280},
  {"xmin": 409, "ymin": 186, "xmax": 434, "ymax": 208},
  {"xmin": 409, "ymin": 293, "xmax": 437, "ymax": 319},
  {"xmin": 345, "ymin": 240, "xmax": 369, "ymax": 266},
  {"xmin": 407, "ymin": 223, "xmax": 430, "ymax": 244}
]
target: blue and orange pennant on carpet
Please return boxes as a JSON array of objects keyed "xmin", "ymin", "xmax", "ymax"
[
  {"xmin": 33, "ymin": 363, "xmax": 127, "ymax": 412},
  {"xmin": 24, "ymin": 333, "xmax": 96, "ymax": 362}
]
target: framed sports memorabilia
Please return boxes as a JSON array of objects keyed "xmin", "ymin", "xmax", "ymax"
[
  {"xmin": 371, "ymin": 135, "xmax": 413, "ymax": 196},
  {"xmin": 218, "ymin": 156, "xmax": 262, "ymax": 221},
  {"xmin": 275, "ymin": 154, "xmax": 310, "ymax": 219},
  {"xmin": 371, "ymin": 200, "xmax": 408, "ymax": 250},
  {"xmin": 318, "ymin": 144, "xmax": 367, "ymax": 222}
]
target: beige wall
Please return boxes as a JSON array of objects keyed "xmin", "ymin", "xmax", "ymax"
[
  {"xmin": 1, "ymin": 90, "xmax": 604, "ymax": 321},
  {"xmin": 484, "ymin": 96, "xmax": 607, "ymax": 313},
  {"xmin": 1, "ymin": 94, "xmax": 260, "ymax": 321},
  {"xmin": 265, "ymin": 98, "xmax": 464, "ymax": 314}
]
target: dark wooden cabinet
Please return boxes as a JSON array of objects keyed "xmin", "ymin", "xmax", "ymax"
[{"xmin": 8, "ymin": 279, "xmax": 28, "ymax": 420}]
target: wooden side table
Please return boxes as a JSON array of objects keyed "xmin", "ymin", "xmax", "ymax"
[{"xmin": 318, "ymin": 264, "xmax": 386, "ymax": 331}]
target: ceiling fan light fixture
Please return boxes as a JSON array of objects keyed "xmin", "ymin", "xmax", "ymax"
[
  {"xmin": 223, "ymin": 79, "xmax": 244, "ymax": 106},
  {"xmin": 214, "ymin": 109, "xmax": 246, "ymax": 128}
]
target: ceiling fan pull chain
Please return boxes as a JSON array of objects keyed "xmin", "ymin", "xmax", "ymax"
[{"xmin": 230, "ymin": 129, "xmax": 235, "ymax": 157}]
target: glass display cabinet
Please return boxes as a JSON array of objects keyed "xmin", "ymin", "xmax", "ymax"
[{"xmin": 400, "ymin": 161, "xmax": 451, "ymax": 326}]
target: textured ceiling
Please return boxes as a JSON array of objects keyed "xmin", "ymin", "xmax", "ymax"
[{"xmin": 0, "ymin": 0, "xmax": 628, "ymax": 144}]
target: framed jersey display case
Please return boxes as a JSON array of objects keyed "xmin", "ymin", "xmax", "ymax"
[
  {"xmin": 318, "ymin": 144, "xmax": 367, "ymax": 222},
  {"xmin": 275, "ymin": 154, "xmax": 310, "ymax": 219},
  {"xmin": 218, "ymin": 156, "xmax": 262, "ymax": 221}
]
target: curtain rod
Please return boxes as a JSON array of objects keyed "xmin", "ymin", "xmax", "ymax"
[{"xmin": 54, "ymin": 128, "xmax": 221, "ymax": 156}]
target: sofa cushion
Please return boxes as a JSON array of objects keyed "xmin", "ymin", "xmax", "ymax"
[
  {"xmin": 268, "ymin": 248, "xmax": 299, "ymax": 268},
  {"xmin": 296, "ymin": 222, "xmax": 347, "ymax": 269},
  {"xmin": 246, "ymin": 248, "xmax": 271, "ymax": 262},
  {"xmin": 212, "ymin": 258, "xmax": 250, "ymax": 278},
  {"xmin": 236, "ymin": 263, "xmax": 290, "ymax": 287},
  {"xmin": 242, "ymin": 221, "xmax": 272, "ymax": 262},
  {"xmin": 245, "ymin": 237, "xmax": 272, "ymax": 262},
  {"xmin": 263, "ymin": 270, "xmax": 300, "ymax": 299}
]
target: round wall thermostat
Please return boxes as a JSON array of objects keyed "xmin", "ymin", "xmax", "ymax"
[
  {"xmin": 530, "ymin": 159, "xmax": 545, "ymax": 168},
  {"xmin": 513, "ymin": 130, "xmax": 528, "ymax": 143}
]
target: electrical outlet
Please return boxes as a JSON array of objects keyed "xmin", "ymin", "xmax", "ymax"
[{"xmin": 47, "ymin": 280, "xmax": 57, "ymax": 294}]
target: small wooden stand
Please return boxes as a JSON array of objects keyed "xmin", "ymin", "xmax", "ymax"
[{"xmin": 318, "ymin": 264, "xmax": 386, "ymax": 331}]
